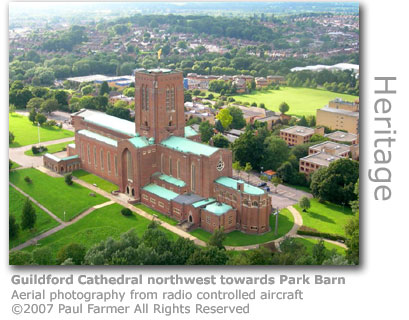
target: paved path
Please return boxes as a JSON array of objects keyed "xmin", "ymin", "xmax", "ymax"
[{"xmin": 9, "ymin": 137, "xmax": 75, "ymax": 168}]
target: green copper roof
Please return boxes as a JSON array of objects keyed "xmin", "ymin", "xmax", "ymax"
[
  {"xmin": 78, "ymin": 129, "xmax": 118, "ymax": 147},
  {"xmin": 61, "ymin": 155, "xmax": 80, "ymax": 161},
  {"xmin": 160, "ymin": 136, "xmax": 218, "ymax": 157},
  {"xmin": 75, "ymin": 109, "xmax": 136, "ymax": 137},
  {"xmin": 204, "ymin": 202, "xmax": 233, "ymax": 216},
  {"xmin": 215, "ymin": 176, "xmax": 265, "ymax": 195},
  {"xmin": 128, "ymin": 136, "xmax": 149, "ymax": 148},
  {"xmin": 158, "ymin": 174, "xmax": 186, "ymax": 187},
  {"xmin": 184, "ymin": 126, "xmax": 198, "ymax": 138},
  {"xmin": 192, "ymin": 198, "xmax": 216, "ymax": 208},
  {"xmin": 142, "ymin": 184, "xmax": 179, "ymax": 201}
]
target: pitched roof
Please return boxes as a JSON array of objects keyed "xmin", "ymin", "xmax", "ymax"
[
  {"xmin": 204, "ymin": 202, "xmax": 233, "ymax": 216},
  {"xmin": 142, "ymin": 184, "xmax": 179, "ymax": 201},
  {"xmin": 77, "ymin": 129, "xmax": 118, "ymax": 147},
  {"xmin": 160, "ymin": 136, "xmax": 219, "ymax": 157},
  {"xmin": 215, "ymin": 176, "xmax": 265, "ymax": 195}
]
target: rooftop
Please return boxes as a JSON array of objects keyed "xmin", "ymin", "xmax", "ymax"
[
  {"xmin": 215, "ymin": 176, "xmax": 265, "ymax": 196},
  {"xmin": 173, "ymin": 193, "xmax": 204, "ymax": 205},
  {"xmin": 301, "ymin": 152, "xmax": 342, "ymax": 167},
  {"xmin": 73, "ymin": 109, "xmax": 136, "ymax": 137},
  {"xmin": 77, "ymin": 129, "xmax": 118, "ymax": 147},
  {"xmin": 325, "ymin": 131, "xmax": 358, "ymax": 143},
  {"xmin": 142, "ymin": 184, "xmax": 179, "ymax": 201},
  {"xmin": 309, "ymin": 141, "xmax": 350, "ymax": 156},
  {"xmin": 319, "ymin": 106, "xmax": 359, "ymax": 117},
  {"xmin": 204, "ymin": 202, "xmax": 233, "ymax": 216},
  {"xmin": 280, "ymin": 126, "xmax": 315, "ymax": 136},
  {"xmin": 157, "ymin": 173, "xmax": 186, "ymax": 187},
  {"xmin": 192, "ymin": 198, "xmax": 217, "ymax": 208},
  {"xmin": 160, "ymin": 136, "xmax": 219, "ymax": 157},
  {"xmin": 128, "ymin": 135, "xmax": 149, "ymax": 149},
  {"xmin": 184, "ymin": 126, "xmax": 199, "ymax": 138}
]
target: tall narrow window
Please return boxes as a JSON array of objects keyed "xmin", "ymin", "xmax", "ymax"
[
  {"xmin": 81, "ymin": 142, "xmax": 84, "ymax": 159},
  {"xmin": 141, "ymin": 85, "xmax": 145, "ymax": 110},
  {"xmin": 93, "ymin": 146, "xmax": 97, "ymax": 167},
  {"xmin": 126, "ymin": 150, "xmax": 133, "ymax": 181},
  {"xmin": 114, "ymin": 155, "xmax": 118, "ymax": 176},
  {"xmin": 107, "ymin": 152, "xmax": 111, "ymax": 174},
  {"xmin": 191, "ymin": 163, "xmax": 196, "ymax": 192},
  {"xmin": 169, "ymin": 157, "xmax": 172, "ymax": 176},
  {"xmin": 145, "ymin": 86, "xmax": 149, "ymax": 110},
  {"xmin": 87, "ymin": 144, "xmax": 91, "ymax": 164},
  {"xmin": 177, "ymin": 160, "xmax": 180, "ymax": 179},
  {"xmin": 100, "ymin": 149, "xmax": 104, "ymax": 170},
  {"xmin": 161, "ymin": 153, "xmax": 164, "ymax": 172},
  {"xmin": 166, "ymin": 87, "xmax": 170, "ymax": 111},
  {"xmin": 171, "ymin": 86, "xmax": 175, "ymax": 110}
]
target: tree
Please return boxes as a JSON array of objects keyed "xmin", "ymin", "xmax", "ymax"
[
  {"xmin": 227, "ymin": 106, "xmax": 246, "ymax": 129},
  {"xmin": 261, "ymin": 136, "xmax": 290, "ymax": 171},
  {"xmin": 271, "ymin": 176, "xmax": 282, "ymax": 193},
  {"xmin": 345, "ymin": 212, "xmax": 359, "ymax": 265},
  {"xmin": 244, "ymin": 162, "xmax": 252, "ymax": 183},
  {"xmin": 216, "ymin": 108, "xmax": 233, "ymax": 130},
  {"xmin": 297, "ymin": 115, "xmax": 308, "ymax": 126},
  {"xmin": 81, "ymin": 85, "xmax": 94, "ymax": 95},
  {"xmin": 215, "ymin": 120, "xmax": 225, "ymax": 133},
  {"xmin": 99, "ymin": 81, "xmax": 110, "ymax": 96},
  {"xmin": 29, "ymin": 108, "xmax": 37, "ymax": 123},
  {"xmin": 232, "ymin": 161, "xmax": 243, "ymax": 179},
  {"xmin": 209, "ymin": 228, "xmax": 226, "ymax": 249},
  {"xmin": 199, "ymin": 121, "xmax": 214, "ymax": 143},
  {"xmin": 299, "ymin": 196, "xmax": 311, "ymax": 212},
  {"xmin": 21, "ymin": 197, "xmax": 37, "ymax": 230},
  {"xmin": 53, "ymin": 90, "xmax": 69, "ymax": 107},
  {"xmin": 9, "ymin": 104, "xmax": 16, "ymax": 114},
  {"xmin": 41, "ymin": 98, "xmax": 59, "ymax": 114},
  {"xmin": 184, "ymin": 91, "xmax": 192, "ymax": 102},
  {"xmin": 212, "ymin": 134, "xmax": 230, "ymax": 148},
  {"xmin": 186, "ymin": 246, "xmax": 228, "ymax": 265},
  {"xmin": 123, "ymin": 87, "xmax": 135, "ymax": 97},
  {"xmin": 9, "ymin": 251, "xmax": 32, "ymax": 265},
  {"xmin": 310, "ymin": 158, "xmax": 359, "ymax": 205},
  {"xmin": 27, "ymin": 97, "xmax": 44, "ymax": 111},
  {"xmin": 64, "ymin": 173, "xmax": 73, "ymax": 186},
  {"xmin": 32, "ymin": 246, "xmax": 53, "ymax": 265},
  {"xmin": 57, "ymin": 243, "xmax": 86, "ymax": 265},
  {"xmin": 9, "ymin": 215, "xmax": 19, "ymax": 239},
  {"xmin": 279, "ymin": 102, "xmax": 290, "ymax": 114},
  {"xmin": 9, "ymin": 131, "xmax": 15, "ymax": 145},
  {"xmin": 35, "ymin": 113, "xmax": 47, "ymax": 126},
  {"xmin": 246, "ymin": 247, "xmax": 273, "ymax": 265},
  {"xmin": 312, "ymin": 240, "xmax": 328, "ymax": 265}
]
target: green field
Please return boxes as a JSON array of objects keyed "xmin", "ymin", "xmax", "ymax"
[
  {"xmin": 9, "ymin": 114, "xmax": 74, "ymax": 148},
  {"xmin": 231, "ymin": 87, "xmax": 358, "ymax": 116},
  {"xmin": 292, "ymin": 237, "xmax": 346, "ymax": 256},
  {"xmin": 9, "ymin": 186, "xmax": 60, "ymax": 249},
  {"xmin": 9, "ymin": 168, "xmax": 108, "ymax": 221},
  {"xmin": 24, "ymin": 140, "xmax": 74, "ymax": 157},
  {"xmin": 10, "ymin": 160, "xmax": 21, "ymax": 170},
  {"xmin": 190, "ymin": 208, "xmax": 294, "ymax": 246},
  {"xmin": 134, "ymin": 204, "xmax": 178, "ymax": 226},
  {"xmin": 294, "ymin": 198, "xmax": 354, "ymax": 237},
  {"xmin": 22, "ymin": 203, "xmax": 179, "ymax": 262},
  {"xmin": 72, "ymin": 169, "xmax": 118, "ymax": 193}
]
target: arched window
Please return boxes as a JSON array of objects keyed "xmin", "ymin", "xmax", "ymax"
[
  {"xmin": 87, "ymin": 144, "xmax": 91, "ymax": 164},
  {"xmin": 252, "ymin": 201, "xmax": 258, "ymax": 207},
  {"xmin": 141, "ymin": 85, "xmax": 145, "ymax": 110},
  {"xmin": 177, "ymin": 159, "xmax": 180, "ymax": 179},
  {"xmin": 243, "ymin": 199, "xmax": 249, "ymax": 206},
  {"xmin": 161, "ymin": 153, "xmax": 164, "ymax": 172},
  {"xmin": 191, "ymin": 163, "xmax": 196, "ymax": 192},
  {"xmin": 169, "ymin": 157, "xmax": 173, "ymax": 176},
  {"xmin": 114, "ymin": 155, "xmax": 118, "ymax": 176},
  {"xmin": 93, "ymin": 146, "xmax": 97, "ymax": 167},
  {"xmin": 100, "ymin": 149, "xmax": 104, "ymax": 170},
  {"xmin": 107, "ymin": 152, "xmax": 111, "ymax": 174},
  {"xmin": 126, "ymin": 150, "xmax": 133, "ymax": 181},
  {"xmin": 145, "ymin": 86, "xmax": 149, "ymax": 110}
]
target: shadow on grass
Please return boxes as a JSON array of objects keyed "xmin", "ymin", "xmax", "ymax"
[{"xmin": 306, "ymin": 210, "xmax": 336, "ymax": 224}]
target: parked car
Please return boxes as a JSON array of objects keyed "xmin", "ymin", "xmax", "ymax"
[
  {"xmin": 257, "ymin": 182, "xmax": 267, "ymax": 187},
  {"xmin": 263, "ymin": 186, "xmax": 270, "ymax": 192}
]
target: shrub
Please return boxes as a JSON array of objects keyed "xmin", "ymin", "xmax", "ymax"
[
  {"xmin": 9, "ymin": 251, "xmax": 32, "ymax": 265},
  {"xmin": 297, "ymin": 229, "xmax": 346, "ymax": 242},
  {"xmin": 9, "ymin": 131, "xmax": 15, "ymax": 144},
  {"xmin": 32, "ymin": 246, "xmax": 53, "ymax": 265},
  {"xmin": 44, "ymin": 120, "xmax": 57, "ymax": 127},
  {"xmin": 121, "ymin": 208, "xmax": 133, "ymax": 216},
  {"xmin": 64, "ymin": 173, "xmax": 73, "ymax": 186},
  {"xmin": 21, "ymin": 197, "xmax": 37, "ymax": 230},
  {"xmin": 31, "ymin": 145, "xmax": 47, "ymax": 154},
  {"xmin": 24, "ymin": 176, "xmax": 32, "ymax": 183},
  {"xmin": 56, "ymin": 243, "xmax": 86, "ymax": 265},
  {"xmin": 9, "ymin": 215, "xmax": 19, "ymax": 239}
]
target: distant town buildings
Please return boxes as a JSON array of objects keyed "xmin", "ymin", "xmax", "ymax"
[
  {"xmin": 325, "ymin": 130, "xmax": 359, "ymax": 145},
  {"xmin": 66, "ymin": 75, "xmax": 134, "ymax": 88},
  {"xmin": 280, "ymin": 126, "xmax": 325, "ymax": 146}
]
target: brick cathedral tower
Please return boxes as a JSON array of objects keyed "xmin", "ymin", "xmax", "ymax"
[{"xmin": 134, "ymin": 69, "xmax": 185, "ymax": 143}]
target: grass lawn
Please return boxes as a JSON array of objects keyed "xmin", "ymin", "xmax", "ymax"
[
  {"xmin": 9, "ymin": 186, "xmax": 60, "ymax": 249},
  {"xmin": 190, "ymin": 208, "xmax": 294, "ymax": 246},
  {"xmin": 231, "ymin": 87, "xmax": 358, "ymax": 116},
  {"xmin": 294, "ymin": 198, "xmax": 354, "ymax": 237},
  {"xmin": 283, "ymin": 183, "xmax": 311, "ymax": 193},
  {"xmin": 72, "ymin": 169, "xmax": 118, "ymax": 193},
  {"xmin": 24, "ymin": 140, "xmax": 74, "ymax": 157},
  {"xmin": 292, "ymin": 237, "xmax": 346, "ymax": 256},
  {"xmin": 134, "ymin": 204, "xmax": 178, "ymax": 226},
  {"xmin": 9, "ymin": 168, "xmax": 108, "ymax": 221},
  {"xmin": 10, "ymin": 160, "xmax": 21, "ymax": 170},
  {"xmin": 22, "ymin": 203, "xmax": 179, "ymax": 263},
  {"xmin": 9, "ymin": 113, "xmax": 74, "ymax": 148}
]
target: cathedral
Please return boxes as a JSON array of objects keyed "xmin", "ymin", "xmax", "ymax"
[{"xmin": 43, "ymin": 69, "xmax": 272, "ymax": 234}]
